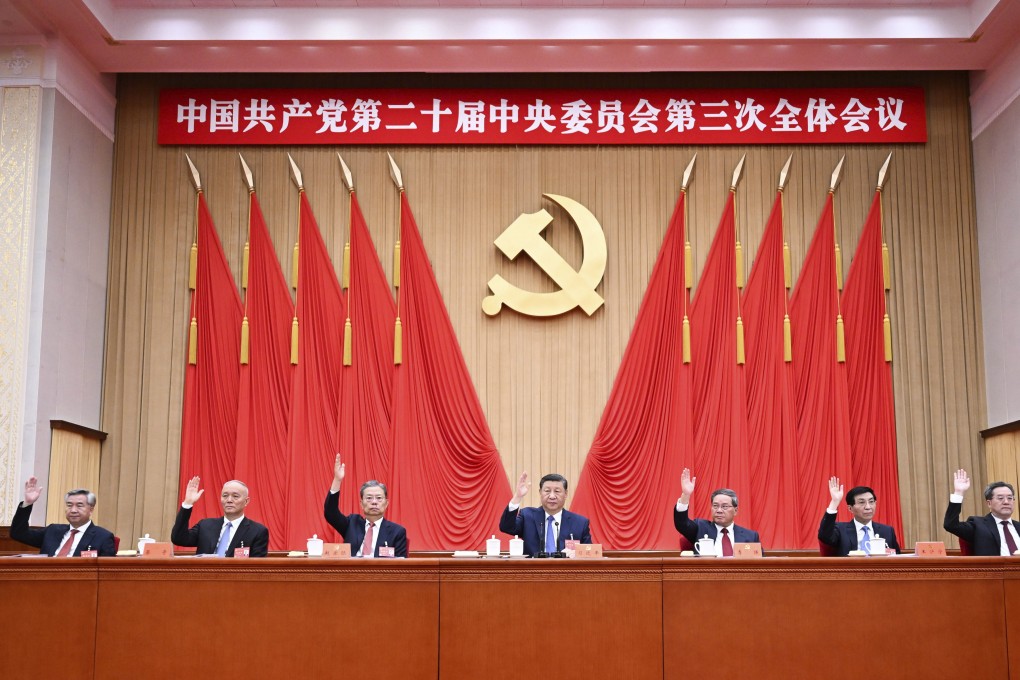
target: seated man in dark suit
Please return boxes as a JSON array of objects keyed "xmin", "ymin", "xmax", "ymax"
[
  {"xmin": 171, "ymin": 477, "xmax": 269, "ymax": 557},
  {"xmin": 944, "ymin": 468, "xmax": 1020, "ymax": 556},
  {"xmin": 499, "ymin": 471, "xmax": 591, "ymax": 557},
  {"xmin": 10, "ymin": 476, "xmax": 116, "ymax": 556},
  {"xmin": 324, "ymin": 454, "xmax": 408, "ymax": 557},
  {"xmin": 673, "ymin": 468, "xmax": 760, "ymax": 556},
  {"xmin": 818, "ymin": 476, "xmax": 901, "ymax": 555}
]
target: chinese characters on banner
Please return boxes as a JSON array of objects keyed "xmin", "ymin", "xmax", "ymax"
[{"xmin": 159, "ymin": 88, "xmax": 926, "ymax": 145}]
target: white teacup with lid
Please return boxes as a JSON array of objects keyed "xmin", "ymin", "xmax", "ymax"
[
  {"xmin": 694, "ymin": 535, "xmax": 716, "ymax": 557},
  {"xmin": 137, "ymin": 533, "xmax": 156, "ymax": 554},
  {"xmin": 307, "ymin": 534, "xmax": 324, "ymax": 556}
]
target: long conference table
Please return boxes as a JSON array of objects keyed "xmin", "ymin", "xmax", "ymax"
[{"xmin": 1, "ymin": 555, "xmax": 1018, "ymax": 679}]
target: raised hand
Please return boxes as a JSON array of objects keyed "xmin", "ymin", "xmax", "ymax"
[
  {"xmin": 512, "ymin": 471, "xmax": 530, "ymax": 504},
  {"xmin": 184, "ymin": 476, "xmax": 204, "ymax": 506},
  {"xmin": 330, "ymin": 453, "xmax": 346, "ymax": 493},
  {"xmin": 953, "ymin": 469, "xmax": 971, "ymax": 495},
  {"xmin": 24, "ymin": 476, "xmax": 43, "ymax": 506},
  {"xmin": 828, "ymin": 476, "xmax": 845, "ymax": 504},
  {"xmin": 680, "ymin": 468, "xmax": 696, "ymax": 502}
]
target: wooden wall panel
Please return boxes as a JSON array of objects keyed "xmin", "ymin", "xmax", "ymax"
[{"xmin": 100, "ymin": 72, "xmax": 986, "ymax": 550}]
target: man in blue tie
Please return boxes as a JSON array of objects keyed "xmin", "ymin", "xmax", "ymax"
[
  {"xmin": 499, "ymin": 472, "xmax": 592, "ymax": 557},
  {"xmin": 818, "ymin": 476, "xmax": 901, "ymax": 556},
  {"xmin": 171, "ymin": 477, "xmax": 269, "ymax": 557}
]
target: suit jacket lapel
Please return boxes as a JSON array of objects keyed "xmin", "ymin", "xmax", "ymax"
[
  {"xmin": 985, "ymin": 515, "xmax": 1003, "ymax": 550},
  {"xmin": 76, "ymin": 525, "xmax": 97, "ymax": 555},
  {"xmin": 845, "ymin": 523, "xmax": 858, "ymax": 550}
]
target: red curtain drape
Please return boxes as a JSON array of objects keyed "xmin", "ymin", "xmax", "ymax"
[
  {"xmin": 571, "ymin": 190, "xmax": 693, "ymax": 549},
  {"xmin": 285, "ymin": 191, "xmax": 346, "ymax": 549},
  {"xmin": 336, "ymin": 192, "xmax": 396, "ymax": 516},
  {"xmin": 789, "ymin": 193, "xmax": 853, "ymax": 547},
  {"xmin": 741, "ymin": 191, "xmax": 800, "ymax": 548},
  {"xmin": 389, "ymin": 191, "xmax": 511, "ymax": 550},
  {"xmin": 842, "ymin": 191, "xmax": 903, "ymax": 539},
  {"xmin": 234, "ymin": 191, "xmax": 294, "ymax": 551},
  {"xmin": 690, "ymin": 192, "xmax": 751, "ymax": 521},
  {"xmin": 179, "ymin": 192, "xmax": 243, "ymax": 521}
]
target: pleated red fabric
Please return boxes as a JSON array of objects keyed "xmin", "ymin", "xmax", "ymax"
[
  {"xmin": 842, "ymin": 191, "xmax": 903, "ymax": 540},
  {"xmin": 388, "ymin": 191, "xmax": 511, "ymax": 550},
  {"xmin": 571, "ymin": 191, "xmax": 693, "ymax": 549},
  {"xmin": 789, "ymin": 193, "xmax": 853, "ymax": 547},
  {"xmin": 179, "ymin": 192, "xmax": 243, "ymax": 522},
  {"xmin": 690, "ymin": 193, "xmax": 751, "ymax": 522},
  {"xmin": 336, "ymin": 193, "xmax": 396, "ymax": 516},
  {"xmin": 284, "ymin": 191, "xmax": 346, "ymax": 549},
  {"xmin": 234, "ymin": 192, "xmax": 294, "ymax": 551},
  {"xmin": 741, "ymin": 192, "xmax": 800, "ymax": 548}
]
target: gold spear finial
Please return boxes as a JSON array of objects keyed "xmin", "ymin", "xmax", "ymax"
[
  {"xmin": 239, "ymin": 153, "xmax": 255, "ymax": 192},
  {"xmin": 287, "ymin": 153, "xmax": 304, "ymax": 191},
  {"xmin": 778, "ymin": 154, "xmax": 793, "ymax": 191},
  {"xmin": 730, "ymin": 154, "xmax": 746, "ymax": 191},
  {"xmin": 387, "ymin": 152, "xmax": 404, "ymax": 191},
  {"xmin": 337, "ymin": 153, "xmax": 354, "ymax": 193},
  {"xmin": 681, "ymin": 153, "xmax": 697, "ymax": 192},
  {"xmin": 185, "ymin": 154, "xmax": 202, "ymax": 192},
  {"xmin": 829, "ymin": 155, "xmax": 846, "ymax": 192},
  {"xmin": 876, "ymin": 152, "xmax": 893, "ymax": 192}
]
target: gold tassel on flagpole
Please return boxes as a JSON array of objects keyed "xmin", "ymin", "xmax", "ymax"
[
  {"xmin": 783, "ymin": 314, "xmax": 792, "ymax": 362},
  {"xmin": 393, "ymin": 241, "xmax": 401, "ymax": 288},
  {"xmin": 884, "ymin": 313, "xmax": 893, "ymax": 362},
  {"xmin": 240, "ymin": 317, "xmax": 250, "ymax": 365},
  {"xmin": 783, "ymin": 242, "xmax": 792, "ymax": 289},
  {"xmin": 735, "ymin": 241, "xmax": 744, "ymax": 289},
  {"xmin": 836, "ymin": 314, "xmax": 846, "ymax": 363},
  {"xmin": 242, "ymin": 242, "xmax": 249, "ymax": 290},
  {"xmin": 682, "ymin": 315, "xmax": 691, "ymax": 364},
  {"xmin": 394, "ymin": 317, "xmax": 403, "ymax": 365},
  {"xmin": 835, "ymin": 243, "xmax": 843, "ymax": 291},
  {"xmin": 736, "ymin": 317, "xmax": 745, "ymax": 365},
  {"xmin": 343, "ymin": 318, "xmax": 352, "ymax": 366},
  {"xmin": 292, "ymin": 243, "xmax": 299, "ymax": 289},
  {"xmin": 882, "ymin": 243, "xmax": 891, "ymax": 291},
  {"xmin": 684, "ymin": 241, "xmax": 693, "ymax": 289},
  {"xmin": 342, "ymin": 242, "xmax": 351, "ymax": 289},
  {"xmin": 290, "ymin": 316, "xmax": 299, "ymax": 365},
  {"xmin": 189, "ymin": 243, "xmax": 197, "ymax": 290},
  {"xmin": 188, "ymin": 318, "xmax": 198, "ymax": 365}
]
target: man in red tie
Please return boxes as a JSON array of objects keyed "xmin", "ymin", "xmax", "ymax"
[
  {"xmin": 673, "ymin": 468, "xmax": 761, "ymax": 556},
  {"xmin": 944, "ymin": 469, "xmax": 1020, "ymax": 556},
  {"xmin": 323, "ymin": 454, "xmax": 408, "ymax": 558},
  {"xmin": 9, "ymin": 476, "xmax": 116, "ymax": 556}
]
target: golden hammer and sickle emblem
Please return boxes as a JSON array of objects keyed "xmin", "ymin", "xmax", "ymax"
[{"xmin": 482, "ymin": 194, "xmax": 607, "ymax": 317}]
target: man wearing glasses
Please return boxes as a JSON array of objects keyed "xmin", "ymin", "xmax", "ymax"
[
  {"xmin": 673, "ymin": 468, "xmax": 760, "ymax": 556},
  {"xmin": 818, "ymin": 476, "xmax": 901, "ymax": 555},
  {"xmin": 944, "ymin": 469, "xmax": 1020, "ymax": 556}
]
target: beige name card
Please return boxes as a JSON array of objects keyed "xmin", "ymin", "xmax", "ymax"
[
  {"xmin": 141, "ymin": 542, "xmax": 172, "ymax": 558},
  {"xmin": 573, "ymin": 543, "xmax": 603, "ymax": 559},
  {"xmin": 734, "ymin": 542, "xmax": 763, "ymax": 558},
  {"xmin": 914, "ymin": 541, "xmax": 947, "ymax": 557},
  {"xmin": 322, "ymin": 543, "xmax": 351, "ymax": 558}
]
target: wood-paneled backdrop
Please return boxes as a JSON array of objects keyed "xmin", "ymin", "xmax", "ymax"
[{"xmin": 100, "ymin": 72, "xmax": 984, "ymax": 548}]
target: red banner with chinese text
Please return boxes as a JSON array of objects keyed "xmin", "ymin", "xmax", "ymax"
[{"xmin": 159, "ymin": 88, "xmax": 926, "ymax": 145}]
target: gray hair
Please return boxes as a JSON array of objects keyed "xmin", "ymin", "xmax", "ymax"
[
  {"xmin": 65, "ymin": 489, "xmax": 97, "ymax": 507},
  {"xmin": 710, "ymin": 488, "xmax": 739, "ymax": 508},
  {"xmin": 985, "ymin": 481, "xmax": 1015, "ymax": 501},
  {"xmin": 360, "ymin": 480, "xmax": 388, "ymax": 499}
]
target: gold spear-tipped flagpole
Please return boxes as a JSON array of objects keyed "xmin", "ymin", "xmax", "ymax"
[
  {"xmin": 337, "ymin": 153, "xmax": 354, "ymax": 366},
  {"xmin": 876, "ymin": 152, "xmax": 893, "ymax": 360},
  {"xmin": 680, "ymin": 154, "xmax": 696, "ymax": 365},
  {"xmin": 730, "ymin": 155, "xmax": 746, "ymax": 365},
  {"xmin": 287, "ymin": 154, "xmax": 304, "ymax": 364},
  {"xmin": 388, "ymin": 153, "xmax": 404, "ymax": 364},
  {"xmin": 237, "ymin": 154, "xmax": 256, "ymax": 364},
  {"xmin": 184, "ymin": 154, "xmax": 202, "ymax": 364},
  {"xmin": 778, "ymin": 154, "xmax": 794, "ymax": 361},
  {"xmin": 828, "ymin": 155, "xmax": 847, "ymax": 362}
]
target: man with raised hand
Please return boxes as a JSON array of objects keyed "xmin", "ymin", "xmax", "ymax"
[
  {"xmin": 499, "ymin": 471, "xmax": 591, "ymax": 557},
  {"xmin": 171, "ymin": 476, "xmax": 269, "ymax": 557},
  {"xmin": 673, "ymin": 468, "xmax": 760, "ymax": 556},
  {"xmin": 818, "ymin": 476, "xmax": 901, "ymax": 555},
  {"xmin": 323, "ymin": 453, "xmax": 407, "ymax": 557},
  {"xmin": 944, "ymin": 469, "xmax": 1020, "ymax": 556},
  {"xmin": 10, "ymin": 476, "xmax": 116, "ymax": 557}
]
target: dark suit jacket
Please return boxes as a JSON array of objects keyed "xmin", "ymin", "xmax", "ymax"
[
  {"xmin": 170, "ymin": 506, "xmax": 269, "ymax": 557},
  {"xmin": 498, "ymin": 505, "xmax": 592, "ymax": 556},
  {"xmin": 9, "ymin": 502, "xmax": 117, "ymax": 556},
  {"xmin": 818, "ymin": 511, "xmax": 901, "ymax": 555},
  {"xmin": 944, "ymin": 501, "xmax": 1020, "ymax": 556},
  {"xmin": 673, "ymin": 507, "xmax": 761, "ymax": 548},
  {"xmin": 323, "ymin": 491, "xmax": 408, "ymax": 557}
]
